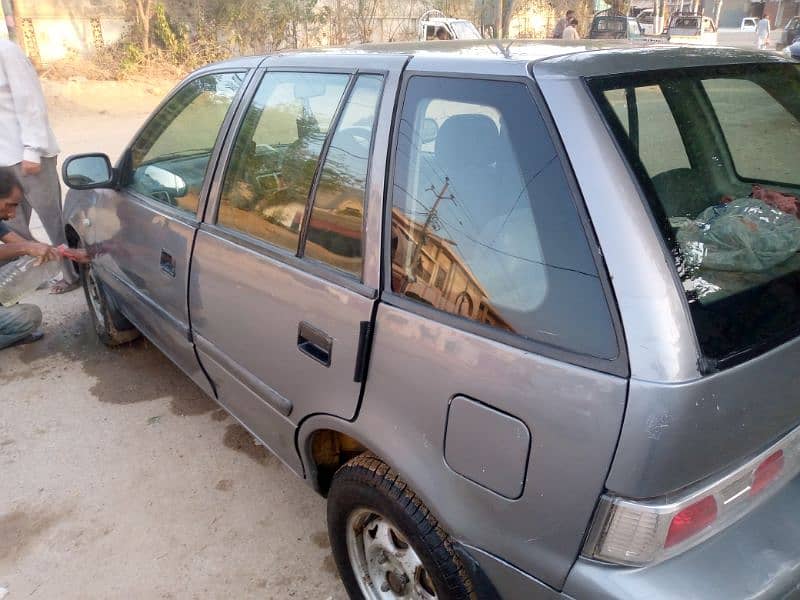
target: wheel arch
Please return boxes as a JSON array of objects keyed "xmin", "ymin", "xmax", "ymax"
[
  {"xmin": 299, "ymin": 415, "xmax": 504, "ymax": 600},
  {"xmin": 299, "ymin": 418, "xmax": 373, "ymax": 497}
]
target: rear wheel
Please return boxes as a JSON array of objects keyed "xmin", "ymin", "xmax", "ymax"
[
  {"xmin": 327, "ymin": 454, "xmax": 474, "ymax": 600},
  {"xmin": 80, "ymin": 262, "xmax": 139, "ymax": 346}
]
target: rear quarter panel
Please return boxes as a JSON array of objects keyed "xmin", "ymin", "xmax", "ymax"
[{"xmin": 300, "ymin": 304, "xmax": 627, "ymax": 590}]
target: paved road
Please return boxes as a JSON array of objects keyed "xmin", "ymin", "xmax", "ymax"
[{"xmin": 718, "ymin": 27, "xmax": 785, "ymax": 49}]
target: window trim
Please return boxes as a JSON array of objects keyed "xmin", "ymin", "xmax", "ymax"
[
  {"xmin": 204, "ymin": 67, "xmax": 389, "ymax": 285},
  {"xmin": 117, "ymin": 68, "xmax": 254, "ymax": 223},
  {"xmin": 382, "ymin": 71, "xmax": 628, "ymax": 377}
]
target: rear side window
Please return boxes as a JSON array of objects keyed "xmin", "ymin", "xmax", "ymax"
[
  {"xmin": 390, "ymin": 76, "xmax": 617, "ymax": 359},
  {"xmin": 217, "ymin": 72, "xmax": 349, "ymax": 252}
]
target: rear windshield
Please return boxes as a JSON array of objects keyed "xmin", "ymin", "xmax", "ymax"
[{"xmin": 589, "ymin": 63, "xmax": 800, "ymax": 369}]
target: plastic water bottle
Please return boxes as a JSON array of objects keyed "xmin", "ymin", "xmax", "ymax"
[{"xmin": 0, "ymin": 256, "xmax": 61, "ymax": 307}]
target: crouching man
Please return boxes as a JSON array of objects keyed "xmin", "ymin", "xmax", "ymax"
[{"xmin": 0, "ymin": 167, "xmax": 58, "ymax": 349}]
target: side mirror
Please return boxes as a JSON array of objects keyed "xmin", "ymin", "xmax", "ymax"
[
  {"xmin": 421, "ymin": 118, "xmax": 439, "ymax": 144},
  {"xmin": 63, "ymin": 153, "xmax": 115, "ymax": 190}
]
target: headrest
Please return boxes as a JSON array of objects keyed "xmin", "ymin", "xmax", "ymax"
[{"xmin": 435, "ymin": 114, "xmax": 499, "ymax": 173}]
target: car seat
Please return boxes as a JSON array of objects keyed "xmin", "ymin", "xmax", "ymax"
[
  {"xmin": 434, "ymin": 114, "xmax": 500, "ymax": 208},
  {"xmin": 650, "ymin": 168, "xmax": 712, "ymax": 218}
]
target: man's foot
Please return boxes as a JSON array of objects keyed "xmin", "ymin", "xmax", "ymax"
[
  {"xmin": 49, "ymin": 279, "xmax": 80, "ymax": 295},
  {"xmin": 6, "ymin": 331, "xmax": 44, "ymax": 348}
]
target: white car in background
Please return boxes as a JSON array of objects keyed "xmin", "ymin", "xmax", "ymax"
[
  {"xmin": 741, "ymin": 17, "xmax": 758, "ymax": 32},
  {"xmin": 667, "ymin": 14, "xmax": 718, "ymax": 44}
]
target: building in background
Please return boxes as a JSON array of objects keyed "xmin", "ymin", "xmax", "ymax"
[{"xmin": 5, "ymin": 0, "xmax": 126, "ymax": 63}]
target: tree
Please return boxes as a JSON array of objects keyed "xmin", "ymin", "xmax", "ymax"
[
  {"xmin": 133, "ymin": 0, "xmax": 155, "ymax": 52},
  {"xmin": 274, "ymin": 0, "xmax": 321, "ymax": 49},
  {"xmin": 349, "ymin": 0, "xmax": 381, "ymax": 43}
]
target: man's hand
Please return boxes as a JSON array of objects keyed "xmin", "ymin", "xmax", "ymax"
[
  {"xmin": 59, "ymin": 246, "xmax": 91, "ymax": 264},
  {"xmin": 21, "ymin": 161, "xmax": 42, "ymax": 176},
  {"xmin": 24, "ymin": 241, "xmax": 58, "ymax": 265}
]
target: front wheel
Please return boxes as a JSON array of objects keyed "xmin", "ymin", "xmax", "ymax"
[
  {"xmin": 327, "ymin": 454, "xmax": 474, "ymax": 600},
  {"xmin": 80, "ymin": 262, "xmax": 139, "ymax": 346}
]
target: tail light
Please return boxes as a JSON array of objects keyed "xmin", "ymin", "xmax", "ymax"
[{"xmin": 584, "ymin": 425, "xmax": 800, "ymax": 566}]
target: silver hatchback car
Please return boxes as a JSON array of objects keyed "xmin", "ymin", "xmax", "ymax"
[{"xmin": 62, "ymin": 42, "xmax": 800, "ymax": 598}]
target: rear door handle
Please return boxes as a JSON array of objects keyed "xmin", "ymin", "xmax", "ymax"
[
  {"xmin": 160, "ymin": 249, "xmax": 176, "ymax": 278},
  {"xmin": 297, "ymin": 321, "xmax": 332, "ymax": 367}
]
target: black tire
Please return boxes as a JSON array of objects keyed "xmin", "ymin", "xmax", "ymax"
[
  {"xmin": 79, "ymin": 262, "xmax": 139, "ymax": 347},
  {"xmin": 327, "ymin": 453, "xmax": 475, "ymax": 600}
]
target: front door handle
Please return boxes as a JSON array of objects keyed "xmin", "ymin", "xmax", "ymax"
[
  {"xmin": 160, "ymin": 249, "xmax": 176, "ymax": 278},
  {"xmin": 297, "ymin": 321, "xmax": 332, "ymax": 367}
]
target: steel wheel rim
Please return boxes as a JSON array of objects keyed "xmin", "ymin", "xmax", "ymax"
[{"xmin": 345, "ymin": 509, "xmax": 438, "ymax": 600}]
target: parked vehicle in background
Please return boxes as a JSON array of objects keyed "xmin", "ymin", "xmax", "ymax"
[
  {"xmin": 637, "ymin": 8, "xmax": 656, "ymax": 34},
  {"xmin": 785, "ymin": 38, "xmax": 800, "ymax": 58},
  {"xmin": 589, "ymin": 10, "xmax": 645, "ymax": 39},
  {"xmin": 418, "ymin": 9, "xmax": 481, "ymax": 41},
  {"xmin": 778, "ymin": 16, "xmax": 800, "ymax": 50},
  {"xmin": 741, "ymin": 17, "xmax": 758, "ymax": 32},
  {"xmin": 667, "ymin": 13, "xmax": 718, "ymax": 44},
  {"xmin": 61, "ymin": 42, "xmax": 800, "ymax": 599}
]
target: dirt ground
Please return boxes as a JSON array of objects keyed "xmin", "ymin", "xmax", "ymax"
[{"xmin": 1, "ymin": 80, "xmax": 345, "ymax": 599}]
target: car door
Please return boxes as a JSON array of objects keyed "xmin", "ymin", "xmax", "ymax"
[
  {"xmin": 91, "ymin": 70, "xmax": 248, "ymax": 387},
  {"xmin": 189, "ymin": 62, "xmax": 400, "ymax": 473}
]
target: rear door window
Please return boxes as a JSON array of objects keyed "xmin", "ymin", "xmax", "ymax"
[
  {"xmin": 217, "ymin": 71, "xmax": 349, "ymax": 252},
  {"xmin": 390, "ymin": 76, "xmax": 617, "ymax": 359}
]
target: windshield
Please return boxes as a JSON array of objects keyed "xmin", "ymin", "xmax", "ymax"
[
  {"xmin": 450, "ymin": 20, "xmax": 482, "ymax": 39},
  {"xmin": 590, "ymin": 63, "xmax": 800, "ymax": 368}
]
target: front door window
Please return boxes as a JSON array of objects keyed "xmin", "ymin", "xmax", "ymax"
[{"xmin": 127, "ymin": 72, "xmax": 246, "ymax": 214}]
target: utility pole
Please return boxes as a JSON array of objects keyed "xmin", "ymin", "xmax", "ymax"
[
  {"xmin": 495, "ymin": 0, "xmax": 503, "ymax": 38},
  {"xmin": 401, "ymin": 179, "xmax": 454, "ymax": 293}
]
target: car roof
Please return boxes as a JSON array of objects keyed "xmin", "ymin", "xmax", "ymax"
[{"xmin": 201, "ymin": 40, "xmax": 793, "ymax": 80}]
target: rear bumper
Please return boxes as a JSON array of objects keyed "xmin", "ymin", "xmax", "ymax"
[{"xmin": 562, "ymin": 475, "xmax": 800, "ymax": 599}]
